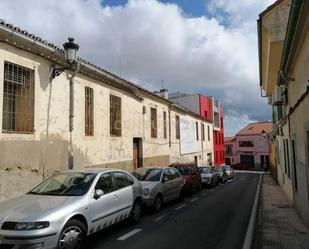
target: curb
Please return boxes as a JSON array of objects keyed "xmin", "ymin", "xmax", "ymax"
[{"xmin": 242, "ymin": 173, "xmax": 263, "ymax": 249}]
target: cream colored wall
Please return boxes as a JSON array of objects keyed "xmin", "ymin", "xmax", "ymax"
[
  {"xmin": 286, "ymin": 27, "xmax": 309, "ymax": 225},
  {"xmin": 169, "ymin": 110, "xmax": 213, "ymax": 166}
]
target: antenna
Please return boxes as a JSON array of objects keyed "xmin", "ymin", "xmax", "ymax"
[
  {"xmin": 161, "ymin": 80, "xmax": 164, "ymax": 89},
  {"xmin": 119, "ymin": 57, "xmax": 122, "ymax": 77}
]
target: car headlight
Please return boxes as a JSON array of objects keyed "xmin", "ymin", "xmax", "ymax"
[
  {"xmin": 143, "ymin": 188, "xmax": 151, "ymax": 196},
  {"xmin": 2, "ymin": 221, "xmax": 50, "ymax": 230}
]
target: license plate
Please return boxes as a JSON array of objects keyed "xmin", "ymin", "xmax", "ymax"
[{"xmin": 0, "ymin": 235, "xmax": 3, "ymax": 244}]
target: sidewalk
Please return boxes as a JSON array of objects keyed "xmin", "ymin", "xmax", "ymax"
[{"xmin": 253, "ymin": 174, "xmax": 309, "ymax": 249}]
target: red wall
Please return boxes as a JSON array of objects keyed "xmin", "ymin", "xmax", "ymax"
[
  {"xmin": 214, "ymin": 105, "xmax": 224, "ymax": 165},
  {"xmin": 199, "ymin": 95, "xmax": 213, "ymax": 121},
  {"xmin": 198, "ymin": 95, "xmax": 224, "ymax": 165}
]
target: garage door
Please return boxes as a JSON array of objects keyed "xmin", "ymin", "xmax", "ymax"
[{"xmin": 240, "ymin": 155, "xmax": 254, "ymax": 168}]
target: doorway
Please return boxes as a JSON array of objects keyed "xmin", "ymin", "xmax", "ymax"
[
  {"xmin": 225, "ymin": 158, "xmax": 231, "ymax": 165},
  {"xmin": 133, "ymin": 138, "xmax": 142, "ymax": 169}
]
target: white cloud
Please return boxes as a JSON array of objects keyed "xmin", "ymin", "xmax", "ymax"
[{"xmin": 0, "ymin": 0, "xmax": 274, "ymax": 135}]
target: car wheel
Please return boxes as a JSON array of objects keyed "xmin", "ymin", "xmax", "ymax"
[
  {"xmin": 58, "ymin": 219, "xmax": 86, "ymax": 249},
  {"xmin": 153, "ymin": 195, "xmax": 163, "ymax": 212},
  {"xmin": 178, "ymin": 188, "xmax": 184, "ymax": 202},
  {"xmin": 197, "ymin": 183, "xmax": 202, "ymax": 192},
  {"xmin": 130, "ymin": 199, "xmax": 142, "ymax": 224}
]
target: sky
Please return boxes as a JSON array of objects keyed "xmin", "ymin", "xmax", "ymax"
[{"xmin": 0, "ymin": 0, "xmax": 276, "ymax": 136}]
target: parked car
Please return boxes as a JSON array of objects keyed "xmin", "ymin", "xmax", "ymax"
[
  {"xmin": 221, "ymin": 165, "xmax": 235, "ymax": 179},
  {"xmin": 198, "ymin": 166, "xmax": 218, "ymax": 187},
  {"xmin": 0, "ymin": 168, "xmax": 142, "ymax": 249},
  {"xmin": 216, "ymin": 166, "xmax": 228, "ymax": 183},
  {"xmin": 132, "ymin": 167, "xmax": 184, "ymax": 212},
  {"xmin": 170, "ymin": 163, "xmax": 202, "ymax": 195}
]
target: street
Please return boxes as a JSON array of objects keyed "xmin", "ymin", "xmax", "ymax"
[{"xmin": 85, "ymin": 173, "xmax": 261, "ymax": 249}]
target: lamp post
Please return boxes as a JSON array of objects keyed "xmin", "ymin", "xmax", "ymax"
[{"xmin": 52, "ymin": 37, "xmax": 79, "ymax": 78}]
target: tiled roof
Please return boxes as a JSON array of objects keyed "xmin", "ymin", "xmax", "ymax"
[
  {"xmin": 237, "ymin": 122, "xmax": 272, "ymax": 136},
  {"xmin": 224, "ymin": 136, "xmax": 235, "ymax": 143}
]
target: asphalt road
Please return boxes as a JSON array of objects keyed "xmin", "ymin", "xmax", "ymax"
[{"xmin": 85, "ymin": 172, "xmax": 261, "ymax": 249}]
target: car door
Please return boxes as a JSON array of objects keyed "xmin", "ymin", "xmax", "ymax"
[
  {"xmin": 162, "ymin": 169, "xmax": 174, "ymax": 202},
  {"xmin": 112, "ymin": 171, "xmax": 134, "ymax": 220},
  {"xmin": 170, "ymin": 168, "xmax": 182, "ymax": 199},
  {"xmin": 89, "ymin": 172, "xmax": 119, "ymax": 231}
]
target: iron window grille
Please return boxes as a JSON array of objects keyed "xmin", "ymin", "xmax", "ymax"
[
  {"xmin": 85, "ymin": 87, "xmax": 94, "ymax": 136},
  {"xmin": 176, "ymin": 115, "xmax": 180, "ymax": 139},
  {"xmin": 2, "ymin": 61, "xmax": 35, "ymax": 133},
  {"xmin": 163, "ymin": 111, "xmax": 167, "ymax": 139},
  {"xmin": 151, "ymin": 107, "xmax": 157, "ymax": 138},
  {"xmin": 110, "ymin": 95, "xmax": 122, "ymax": 137}
]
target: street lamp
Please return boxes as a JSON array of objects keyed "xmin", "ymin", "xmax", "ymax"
[{"xmin": 52, "ymin": 37, "xmax": 79, "ymax": 78}]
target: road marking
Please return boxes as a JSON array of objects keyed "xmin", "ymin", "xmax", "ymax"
[
  {"xmin": 175, "ymin": 204, "xmax": 186, "ymax": 210},
  {"xmin": 201, "ymin": 192, "xmax": 207, "ymax": 196},
  {"xmin": 190, "ymin": 197, "xmax": 199, "ymax": 202},
  {"xmin": 154, "ymin": 214, "xmax": 167, "ymax": 222},
  {"xmin": 210, "ymin": 189, "xmax": 214, "ymax": 192},
  {"xmin": 117, "ymin": 229, "xmax": 142, "ymax": 241}
]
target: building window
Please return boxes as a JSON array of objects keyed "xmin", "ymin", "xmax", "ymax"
[
  {"xmin": 225, "ymin": 145, "xmax": 232, "ymax": 155},
  {"xmin": 284, "ymin": 139, "xmax": 291, "ymax": 178},
  {"xmin": 2, "ymin": 61, "xmax": 34, "ymax": 133},
  {"xmin": 151, "ymin": 107, "xmax": 157, "ymax": 138},
  {"xmin": 176, "ymin": 115, "xmax": 180, "ymax": 139},
  {"xmin": 85, "ymin": 87, "xmax": 94, "ymax": 136},
  {"xmin": 163, "ymin": 111, "xmax": 167, "ymax": 139},
  {"xmin": 207, "ymin": 125, "xmax": 210, "ymax": 141},
  {"xmin": 239, "ymin": 141, "xmax": 254, "ymax": 147},
  {"xmin": 202, "ymin": 123, "xmax": 205, "ymax": 141},
  {"xmin": 291, "ymin": 140, "xmax": 297, "ymax": 191},
  {"xmin": 196, "ymin": 122, "xmax": 199, "ymax": 141},
  {"xmin": 110, "ymin": 95, "xmax": 121, "ymax": 137}
]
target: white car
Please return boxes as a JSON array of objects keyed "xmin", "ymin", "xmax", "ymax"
[{"xmin": 0, "ymin": 168, "xmax": 142, "ymax": 249}]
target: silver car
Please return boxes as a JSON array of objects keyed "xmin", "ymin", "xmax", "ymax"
[
  {"xmin": 0, "ymin": 168, "xmax": 142, "ymax": 249},
  {"xmin": 221, "ymin": 165, "xmax": 235, "ymax": 179},
  {"xmin": 132, "ymin": 167, "xmax": 184, "ymax": 212},
  {"xmin": 198, "ymin": 166, "xmax": 218, "ymax": 187}
]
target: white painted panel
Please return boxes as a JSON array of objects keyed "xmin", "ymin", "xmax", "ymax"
[{"xmin": 180, "ymin": 116, "xmax": 198, "ymax": 154}]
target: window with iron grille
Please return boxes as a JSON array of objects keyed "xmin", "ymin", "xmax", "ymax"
[
  {"xmin": 110, "ymin": 95, "xmax": 122, "ymax": 137},
  {"xmin": 202, "ymin": 123, "xmax": 205, "ymax": 141},
  {"xmin": 196, "ymin": 122, "xmax": 199, "ymax": 141},
  {"xmin": 2, "ymin": 61, "xmax": 35, "ymax": 133},
  {"xmin": 151, "ymin": 107, "xmax": 157, "ymax": 138},
  {"xmin": 176, "ymin": 115, "xmax": 180, "ymax": 139},
  {"xmin": 85, "ymin": 87, "xmax": 94, "ymax": 136},
  {"xmin": 163, "ymin": 111, "xmax": 167, "ymax": 139}
]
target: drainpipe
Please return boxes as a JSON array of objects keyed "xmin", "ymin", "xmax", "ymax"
[{"xmin": 68, "ymin": 64, "xmax": 79, "ymax": 170}]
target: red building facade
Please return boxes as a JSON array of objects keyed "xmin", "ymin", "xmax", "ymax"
[{"xmin": 213, "ymin": 104, "xmax": 224, "ymax": 165}]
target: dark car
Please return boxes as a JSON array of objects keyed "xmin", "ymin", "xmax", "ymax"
[
  {"xmin": 216, "ymin": 166, "xmax": 228, "ymax": 183},
  {"xmin": 170, "ymin": 163, "xmax": 202, "ymax": 195}
]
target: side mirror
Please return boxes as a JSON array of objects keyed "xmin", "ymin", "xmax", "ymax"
[
  {"xmin": 94, "ymin": 189, "xmax": 104, "ymax": 199},
  {"xmin": 162, "ymin": 177, "xmax": 169, "ymax": 183}
]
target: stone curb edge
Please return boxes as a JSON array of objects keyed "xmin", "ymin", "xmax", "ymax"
[{"xmin": 242, "ymin": 173, "xmax": 263, "ymax": 249}]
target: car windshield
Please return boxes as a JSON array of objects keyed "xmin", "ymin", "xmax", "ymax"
[
  {"xmin": 199, "ymin": 167, "xmax": 211, "ymax": 173},
  {"xmin": 28, "ymin": 172, "xmax": 97, "ymax": 196},
  {"xmin": 174, "ymin": 165, "xmax": 193, "ymax": 175},
  {"xmin": 221, "ymin": 166, "xmax": 229, "ymax": 170},
  {"xmin": 133, "ymin": 168, "xmax": 163, "ymax": 181}
]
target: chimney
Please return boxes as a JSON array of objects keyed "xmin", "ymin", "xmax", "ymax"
[{"xmin": 159, "ymin": 88, "xmax": 168, "ymax": 99}]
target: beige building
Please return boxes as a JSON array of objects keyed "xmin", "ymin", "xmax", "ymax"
[
  {"xmin": 258, "ymin": 0, "xmax": 309, "ymax": 226},
  {"xmin": 0, "ymin": 20, "xmax": 214, "ymax": 201}
]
